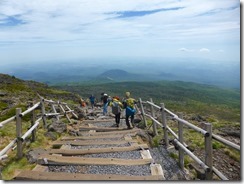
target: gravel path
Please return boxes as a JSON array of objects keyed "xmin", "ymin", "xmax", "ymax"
[
  {"xmin": 80, "ymin": 150, "xmax": 142, "ymax": 159},
  {"xmin": 48, "ymin": 114, "xmax": 186, "ymax": 180},
  {"xmin": 71, "ymin": 143, "xmax": 131, "ymax": 149},
  {"xmin": 49, "ymin": 165, "xmax": 151, "ymax": 176}
]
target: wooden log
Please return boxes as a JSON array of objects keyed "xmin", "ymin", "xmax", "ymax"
[
  {"xmin": 150, "ymin": 98, "xmax": 158, "ymax": 136},
  {"xmin": 140, "ymin": 150, "xmax": 152, "ymax": 160},
  {"xmin": 61, "ymin": 134, "xmax": 127, "ymax": 140},
  {"xmin": 79, "ymin": 126, "xmax": 129, "ymax": 132},
  {"xmin": 47, "ymin": 144, "xmax": 149, "ymax": 156},
  {"xmin": 0, "ymin": 138, "xmax": 17, "ymax": 158},
  {"xmin": 83, "ymin": 128, "xmax": 140, "ymax": 135},
  {"xmin": 204, "ymin": 123, "xmax": 213, "ymax": 180},
  {"xmin": 16, "ymin": 108, "xmax": 23, "ymax": 159},
  {"xmin": 37, "ymin": 155, "xmax": 153, "ymax": 166},
  {"xmin": 20, "ymin": 102, "xmax": 40, "ymax": 117},
  {"xmin": 139, "ymin": 98, "xmax": 147, "ymax": 127},
  {"xmin": 178, "ymin": 113, "xmax": 184, "ymax": 170},
  {"xmin": 0, "ymin": 116, "xmax": 15, "ymax": 128},
  {"xmin": 161, "ymin": 103, "xmax": 169, "ymax": 148},
  {"xmin": 32, "ymin": 165, "xmax": 48, "ymax": 172},
  {"xmin": 52, "ymin": 139, "xmax": 136, "ymax": 146},
  {"xmin": 151, "ymin": 164, "xmax": 165, "ymax": 179},
  {"xmin": 15, "ymin": 171, "xmax": 165, "ymax": 180}
]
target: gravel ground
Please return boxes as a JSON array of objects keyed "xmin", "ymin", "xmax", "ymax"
[
  {"xmin": 92, "ymin": 119, "xmax": 128, "ymax": 128},
  {"xmin": 149, "ymin": 146, "xmax": 186, "ymax": 180},
  {"xmin": 71, "ymin": 143, "xmax": 131, "ymax": 149},
  {"xmin": 80, "ymin": 150, "xmax": 142, "ymax": 159},
  {"xmin": 49, "ymin": 165, "xmax": 151, "ymax": 176},
  {"xmin": 87, "ymin": 165, "xmax": 151, "ymax": 176}
]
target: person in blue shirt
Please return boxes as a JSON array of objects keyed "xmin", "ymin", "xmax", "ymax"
[{"xmin": 89, "ymin": 95, "xmax": 96, "ymax": 109}]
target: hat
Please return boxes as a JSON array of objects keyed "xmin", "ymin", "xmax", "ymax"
[
  {"xmin": 125, "ymin": 92, "xmax": 130, "ymax": 97},
  {"xmin": 114, "ymin": 96, "xmax": 120, "ymax": 100},
  {"xmin": 104, "ymin": 93, "xmax": 108, "ymax": 96}
]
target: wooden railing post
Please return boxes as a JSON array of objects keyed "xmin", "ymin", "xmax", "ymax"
[
  {"xmin": 51, "ymin": 104, "xmax": 59, "ymax": 121},
  {"xmin": 59, "ymin": 102, "xmax": 72, "ymax": 123},
  {"xmin": 40, "ymin": 98, "xmax": 47, "ymax": 128},
  {"xmin": 139, "ymin": 98, "xmax": 147, "ymax": 127},
  {"xmin": 160, "ymin": 103, "xmax": 169, "ymax": 148},
  {"xmin": 178, "ymin": 113, "xmax": 184, "ymax": 170},
  {"xmin": 30, "ymin": 102, "xmax": 36, "ymax": 142},
  {"xmin": 150, "ymin": 98, "xmax": 158, "ymax": 136},
  {"xmin": 204, "ymin": 123, "xmax": 213, "ymax": 180},
  {"xmin": 16, "ymin": 108, "xmax": 23, "ymax": 159}
]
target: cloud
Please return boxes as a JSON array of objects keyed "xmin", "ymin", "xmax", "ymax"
[
  {"xmin": 0, "ymin": 15, "xmax": 26, "ymax": 27},
  {"xmin": 109, "ymin": 7, "xmax": 184, "ymax": 19},
  {"xmin": 0, "ymin": 0, "xmax": 240, "ymax": 63},
  {"xmin": 179, "ymin": 48, "xmax": 194, "ymax": 52},
  {"xmin": 199, "ymin": 48, "xmax": 210, "ymax": 52}
]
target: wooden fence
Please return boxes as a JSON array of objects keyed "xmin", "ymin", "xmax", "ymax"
[
  {"xmin": 0, "ymin": 96, "xmax": 78, "ymax": 161},
  {"xmin": 0, "ymin": 96, "xmax": 240, "ymax": 180},
  {"xmin": 138, "ymin": 98, "xmax": 240, "ymax": 180}
]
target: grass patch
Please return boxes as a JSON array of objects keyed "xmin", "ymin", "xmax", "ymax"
[
  {"xmin": 2, "ymin": 157, "xmax": 35, "ymax": 180},
  {"xmin": 224, "ymin": 148, "xmax": 240, "ymax": 162}
]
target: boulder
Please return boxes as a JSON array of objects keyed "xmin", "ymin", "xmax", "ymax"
[
  {"xmin": 48, "ymin": 120, "xmax": 67, "ymax": 133},
  {"xmin": 26, "ymin": 148, "xmax": 49, "ymax": 164}
]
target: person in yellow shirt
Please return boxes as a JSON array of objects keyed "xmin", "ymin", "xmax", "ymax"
[{"xmin": 123, "ymin": 92, "xmax": 137, "ymax": 129}]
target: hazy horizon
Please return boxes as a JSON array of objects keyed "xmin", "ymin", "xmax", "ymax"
[{"xmin": 0, "ymin": 0, "xmax": 241, "ymax": 89}]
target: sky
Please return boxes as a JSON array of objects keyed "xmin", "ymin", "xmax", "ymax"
[{"xmin": 0, "ymin": 0, "xmax": 241, "ymax": 64}]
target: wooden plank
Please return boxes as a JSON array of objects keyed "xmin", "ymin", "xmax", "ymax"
[
  {"xmin": 52, "ymin": 140, "xmax": 136, "ymax": 146},
  {"xmin": 61, "ymin": 134, "xmax": 126, "ymax": 140},
  {"xmin": 47, "ymin": 144, "xmax": 149, "ymax": 156},
  {"xmin": 82, "ymin": 119, "xmax": 114, "ymax": 123},
  {"xmin": 124, "ymin": 135, "xmax": 133, "ymax": 141},
  {"xmin": 79, "ymin": 128, "xmax": 140, "ymax": 136},
  {"xmin": 88, "ymin": 124, "xmax": 97, "ymax": 133},
  {"xmin": 140, "ymin": 150, "xmax": 152, "ymax": 160},
  {"xmin": 15, "ymin": 171, "xmax": 165, "ymax": 180},
  {"xmin": 151, "ymin": 164, "xmax": 165, "ymax": 179},
  {"xmin": 37, "ymin": 155, "xmax": 152, "ymax": 166},
  {"xmin": 60, "ymin": 145, "xmax": 71, "ymax": 149},
  {"xmin": 79, "ymin": 126, "xmax": 130, "ymax": 132},
  {"xmin": 32, "ymin": 165, "xmax": 48, "ymax": 172}
]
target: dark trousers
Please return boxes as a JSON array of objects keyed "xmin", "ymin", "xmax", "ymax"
[
  {"xmin": 115, "ymin": 113, "xmax": 121, "ymax": 124},
  {"xmin": 126, "ymin": 115, "xmax": 134, "ymax": 128}
]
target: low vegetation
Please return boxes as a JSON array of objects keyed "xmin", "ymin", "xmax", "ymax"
[{"xmin": 0, "ymin": 74, "xmax": 240, "ymax": 180}]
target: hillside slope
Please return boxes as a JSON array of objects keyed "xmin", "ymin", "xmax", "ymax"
[
  {"xmin": 54, "ymin": 81, "xmax": 240, "ymax": 122},
  {"xmin": 0, "ymin": 73, "xmax": 80, "ymax": 121}
]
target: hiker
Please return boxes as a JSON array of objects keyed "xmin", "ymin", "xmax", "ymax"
[
  {"xmin": 79, "ymin": 98, "xmax": 86, "ymax": 107},
  {"xmin": 101, "ymin": 93, "xmax": 109, "ymax": 115},
  {"xmin": 123, "ymin": 92, "xmax": 137, "ymax": 129},
  {"xmin": 89, "ymin": 95, "xmax": 96, "ymax": 109},
  {"xmin": 109, "ymin": 96, "xmax": 123, "ymax": 127}
]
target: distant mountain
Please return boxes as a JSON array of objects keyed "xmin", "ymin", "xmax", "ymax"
[{"xmin": 96, "ymin": 69, "xmax": 142, "ymax": 82}]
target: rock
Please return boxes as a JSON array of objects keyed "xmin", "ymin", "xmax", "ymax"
[
  {"xmin": 44, "ymin": 132, "xmax": 57, "ymax": 140},
  {"xmin": 0, "ymin": 91, "xmax": 7, "ymax": 97},
  {"xmin": 48, "ymin": 120, "xmax": 67, "ymax": 133},
  {"xmin": 26, "ymin": 148, "xmax": 48, "ymax": 163},
  {"xmin": 189, "ymin": 163, "xmax": 205, "ymax": 180},
  {"xmin": 191, "ymin": 115, "xmax": 206, "ymax": 122}
]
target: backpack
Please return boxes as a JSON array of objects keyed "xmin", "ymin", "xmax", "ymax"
[
  {"xmin": 111, "ymin": 101, "xmax": 120, "ymax": 115},
  {"xmin": 126, "ymin": 106, "xmax": 136, "ymax": 116}
]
